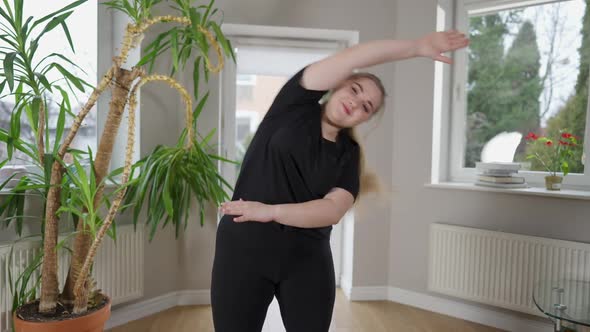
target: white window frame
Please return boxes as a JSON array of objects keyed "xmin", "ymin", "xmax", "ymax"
[
  {"xmin": 446, "ymin": 0, "xmax": 590, "ymax": 190},
  {"xmin": 236, "ymin": 74, "xmax": 257, "ymax": 86},
  {"xmin": 1, "ymin": 4, "xmax": 138, "ymax": 190},
  {"xmin": 235, "ymin": 110, "xmax": 260, "ymax": 135}
]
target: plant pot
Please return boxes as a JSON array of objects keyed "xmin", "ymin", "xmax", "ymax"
[
  {"xmin": 545, "ymin": 175, "xmax": 563, "ymax": 191},
  {"xmin": 13, "ymin": 297, "xmax": 111, "ymax": 332}
]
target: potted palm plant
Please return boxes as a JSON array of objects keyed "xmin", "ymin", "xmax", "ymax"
[
  {"xmin": 0, "ymin": 0, "xmax": 235, "ymax": 331},
  {"xmin": 524, "ymin": 130, "xmax": 581, "ymax": 190}
]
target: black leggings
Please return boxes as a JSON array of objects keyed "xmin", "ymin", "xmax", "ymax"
[{"xmin": 211, "ymin": 216, "xmax": 335, "ymax": 332}]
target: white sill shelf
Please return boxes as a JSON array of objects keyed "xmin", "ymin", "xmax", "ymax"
[
  {"xmin": 425, "ymin": 182, "xmax": 590, "ymax": 201},
  {"xmin": 0, "ymin": 181, "xmax": 123, "ymax": 195}
]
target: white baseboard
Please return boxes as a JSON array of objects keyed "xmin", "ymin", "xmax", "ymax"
[
  {"xmin": 349, "ymin": 286, "xmax": 389, "ymax": 301},
  {"xmin": 106, "ymin": 287, "xmax": 551, "ymax": 332},
  {"xmin": 176, "ymin": 290, "xmax": 211, "ymax": 306},
  {"xmin": 386, "ymin": 287, "xmax": 552, "ymax": 332},
  {"xmin": 340, "ymin": 276, "xmax": 352, "ymax": 300},
  {"xmin": 105, "ymin": 290, "xmax": 210, "ymax": 330}
]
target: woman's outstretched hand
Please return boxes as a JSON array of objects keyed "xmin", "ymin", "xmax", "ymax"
[
  {"xmin": 416, "ymin": 30, "xmax": 469, "ymax": 64},
  {"xmin": 220, "ymin": 199, "xmax": 276, "ymax": 223}
]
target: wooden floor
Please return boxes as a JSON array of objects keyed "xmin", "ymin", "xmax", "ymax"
[{"xmin": 108, "ymin": 288, "xmax": 504, "ymax": 332}]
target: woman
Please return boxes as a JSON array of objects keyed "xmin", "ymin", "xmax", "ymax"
[{"xmin": 211, "ymin": 30, "xmax": 469, "ymax": 332}]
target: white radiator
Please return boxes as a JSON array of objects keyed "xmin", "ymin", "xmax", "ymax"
[
  {"xmin": 429, "ymin": 223, "xmax": 590, "ymax": 316},
  {"xmin": 0, "ymin": 224, "xmax": 144, "ymax": 332}
]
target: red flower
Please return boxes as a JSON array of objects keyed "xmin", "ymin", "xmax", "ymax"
[
  {"xmin": 558, "ymin": 139, "xmax": 577, "ymax": 146},
  {"xmin": 545, "ymin": 140, "xmax": 553, "ymax": 146},
  {"xmin": 525, "ymin": 132, "xmax": 539, "ymax": 140},
  {"xmin": 561, "ymin": 132, "xmax": 573, "ymax": 139}
]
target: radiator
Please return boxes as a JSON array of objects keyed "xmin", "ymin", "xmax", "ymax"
[
  {"xmin": 428, "ymin": 223, "xmax": 590, "ymax": 316},
  {"xmin": 0, "ymin": 224, "xmax": 144, "ymax": 332}
]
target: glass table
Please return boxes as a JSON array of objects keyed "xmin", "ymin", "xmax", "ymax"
[{"xmin": 533, "ymin": 280, "xmax": 590, "ymax": 332}]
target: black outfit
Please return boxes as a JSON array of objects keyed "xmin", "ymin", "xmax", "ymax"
[{"xmin": 210, "ymin": 66, "xmax": 360, "ymax": 332}]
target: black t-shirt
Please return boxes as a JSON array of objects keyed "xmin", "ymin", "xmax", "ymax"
[{"xmin": 225, "ymin": 66, "xmax": 360, "ymax": 239}]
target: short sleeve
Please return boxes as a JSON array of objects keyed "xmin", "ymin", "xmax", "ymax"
[
  {"xmin": 335, "ymin": 145, "xmax": 360, "ymax": 201},
  {"xmin": 264, "ymin": 65, "xmax": 328, "ymax": 119}
]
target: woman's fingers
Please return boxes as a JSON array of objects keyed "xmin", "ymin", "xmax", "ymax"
[
  {"xmin": 449, "ymin": 34, "xmax": 468, "ymax": 43},
  {"xmin": 221, "ymin": 204, "xmax": 246, "ymax": 221},
  {"xmin": 220, "ymin": 202, "xmax": 236, "ymax": 214},
  {"xmin": 220, "ymin": 199, "xmax": 247, "ymax": 211},
  {"xmin": 450, "ymin": 39, "xmax": 469, "ymax": 50},
  {"xmin": 446, "ymin": 30, "xmax": 465, "ymax": 38},
  {"xmin": 433, "ymin": 54, "xmax": 453, "ymax": 64},
  {"xmin": 234, "ymin": 215, "xmax": 247, "ymax": 222},
  {"xmin": 429, "ymin": 32, "xmax": 468, "ymax": 54},
  {"xmin": 219, "ymin": 200, "xmax": 269, "ymax": 223},
  {"xmin": 444, "ymin": 31, "xmax": 468, "ymax": 46},
  {"xmin": 449, "ymin": 37, "xmax": 467, "ymax": 46},
  {"xmin": 442, "ymin": 34, "xmax": 469, "ymax": 52},
  {"xmin": 220, "ymin": 200, "xmax": 250, "ymax": 222}
]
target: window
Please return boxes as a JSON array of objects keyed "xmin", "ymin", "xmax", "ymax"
[
  {"xmin": 236, "ymin": 74, "xmax": 256, "ymax": 102},
  {"xmin": 0, "ymin": 1, "xmax": 97, "ymax": 168},
  {"xmin": 450, "ymin": 0, "xmax": 590, "ymax": 188},
  {"xmin": 236, "ymin": 74, "xmax": 257, "ymax": 85},
  {"xmin": 235, "ymin": 110, "xmax": 261, "ymax": 170},
  {"xmin": 236, "ymin": 116, "xmax": 252, "ymax": 143}
]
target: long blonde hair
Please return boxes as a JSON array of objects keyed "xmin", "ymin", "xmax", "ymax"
[
  {"xmin": 327, "ymin": 72, "xmax": 387, "ymax": 199},
  {"xmin": 345, "ymin": 127, "xmax": 380, "ymax": 196}
]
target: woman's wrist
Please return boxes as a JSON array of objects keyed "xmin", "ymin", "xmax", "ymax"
[
  {"xmin": 413, "ymin": 36, "xmax": 429, "ymax": 58},
  {"xmin": 271, "ymin": 204, "xmax": 281, "ymax": 221}
]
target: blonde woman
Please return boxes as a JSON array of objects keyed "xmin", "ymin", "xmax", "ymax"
[{"xmin": 211, "ymin": 30, "xmax": 469, "ymax": 332}]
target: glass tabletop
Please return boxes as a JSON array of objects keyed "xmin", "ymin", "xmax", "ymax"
[{"xmin": 533, "ymin": 279, "xmax": 590, "ymax": 327}]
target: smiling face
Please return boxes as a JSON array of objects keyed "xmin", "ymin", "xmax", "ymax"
[{"xmin": 323, "ymin": 76, "xmax": 384, "ymax": 129}]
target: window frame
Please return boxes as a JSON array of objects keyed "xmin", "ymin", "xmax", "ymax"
[
  {"xmin": 235, "ymin": 110, "xmax": 260, "ymax": 138},
  {"xmin": 236, "ymin": 74, "xmax": 257, "ymax": 86},
  {"xmin": 447, "ymin": 0, "xmax": 590, "ymax": 190}
]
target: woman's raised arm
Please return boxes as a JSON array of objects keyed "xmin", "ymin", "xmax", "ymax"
[{"xmin": 301, "ymin": 30, "xmax": 469, "ymax": 91}]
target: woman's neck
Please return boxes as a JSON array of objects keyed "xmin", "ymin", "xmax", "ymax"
[{"xmin": 321, "ymin": 113, "xmax": 340, "ymax": 142}]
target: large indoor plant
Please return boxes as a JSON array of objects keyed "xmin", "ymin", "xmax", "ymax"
[{"xmin": 0, "ymin": 0, "xmax": 234, "ymax": 330}]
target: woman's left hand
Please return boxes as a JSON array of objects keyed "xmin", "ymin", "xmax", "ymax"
[
  {"xmin": 220, "ymin": 199, "xmax": 276, "ymax": 223},
  {"xmin": 416, "ymin": 30, "xmax": 470, "ymax": 64}
]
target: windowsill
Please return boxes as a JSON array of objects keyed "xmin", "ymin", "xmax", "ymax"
[
  {"xmin": 0, "ymin": 179, "xmax": 124, "ymax": 195},
  {"xmin": 425, "ymin": 182, "xmax": 590, "ymax": 200}
]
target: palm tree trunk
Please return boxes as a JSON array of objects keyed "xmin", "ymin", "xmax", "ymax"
[
  {"xmin": 61, "ymin": 67, "xmax": 141, "ymax": 307},
  {"xmin": 38, "ymin": 162, "xmax": 63, "ymax": 313},
  {"xmin": 37, "ymin": 65, "xmax": 115, "ymax": 313},
  {"xmin": 72, "ymin": 72, "xmax": 191, "ymax": 314}
]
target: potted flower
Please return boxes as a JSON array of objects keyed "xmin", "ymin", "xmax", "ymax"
[
  {"xmin": 0, "ymin": 0, "xmax": 235, "ymax": 331},
  {"xmin": 524, "ymin": 130, "xmax": 580, "ymax": 190}
]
